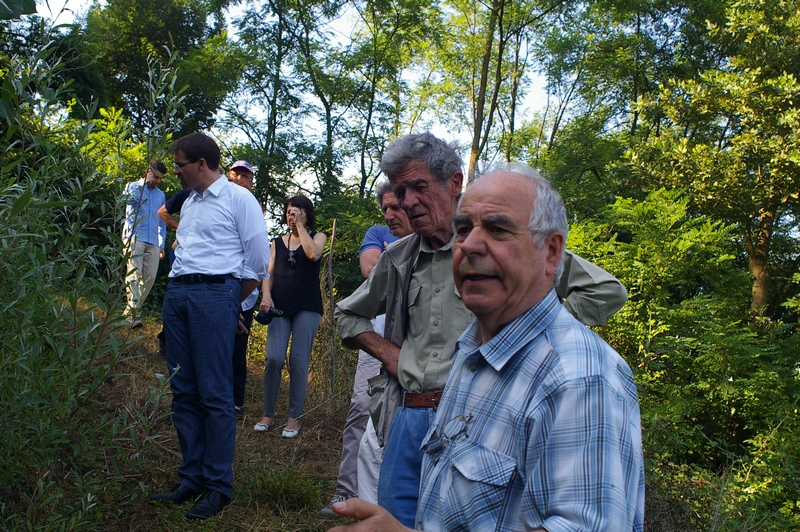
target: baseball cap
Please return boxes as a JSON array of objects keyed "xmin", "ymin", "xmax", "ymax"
[{"xmin": 230, "ymin": 160, "xmax": 254, "ymax": 173}]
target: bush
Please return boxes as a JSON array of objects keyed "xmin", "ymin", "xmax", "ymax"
[{"xmin": 0, "ymin": 45, "xmax": 176, "ymax": 530}]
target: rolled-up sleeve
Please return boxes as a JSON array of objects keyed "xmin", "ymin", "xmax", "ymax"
[
  {"xmin": 557, "ymin": 250, "xmax": 627, "ymax": 326},
  {"xmin": 335, "ymin": 251, "xmax": 391, "ymax": 349},
  {"xmin": 237, "ymin": 195, "xmax": 270, "ymax": 282}
]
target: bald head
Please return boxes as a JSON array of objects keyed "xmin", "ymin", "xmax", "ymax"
[{"xmin": 452, "ymin": 166, "xmax": 566, "ymax": 342}]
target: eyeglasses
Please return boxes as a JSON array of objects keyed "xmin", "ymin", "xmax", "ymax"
[
  {"xmin": 424, "ymin": 413, "xmax": 472, "ymax": 454},
  {"xmin": 173, "ymin": 159, "xmax": 199, "ymax": 171}
]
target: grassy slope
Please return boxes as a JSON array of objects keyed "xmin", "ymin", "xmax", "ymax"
[{"xmin": 103, "ymin": 317, "xmax": 356, "ymax": 531}]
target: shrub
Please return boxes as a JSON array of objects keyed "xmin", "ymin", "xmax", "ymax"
[{"xmin": 0, "ymin": 42, "xmax": 180, "ymax": 530}]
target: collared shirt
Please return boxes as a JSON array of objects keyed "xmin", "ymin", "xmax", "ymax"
[
  {"xmin": 336, "ymin": 236, "xmax": 474, "ymax": 393},
  {"xmin": 170, "ymin": 176, "xmax": 270, "ymax": 282},
  {"xmin": 123, "ymin": 178, "xmax": 166, "ymax": 248},
  {"xmin": 417, "ymin": 290, "xmax": 645, "ymax": 532}
]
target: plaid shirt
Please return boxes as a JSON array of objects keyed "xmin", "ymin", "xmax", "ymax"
[{"xmin": 417, "ymin": 290, "xmax": 645, "ymax": 532}]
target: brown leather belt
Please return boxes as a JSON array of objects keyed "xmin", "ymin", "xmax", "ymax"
[{"xmin": 402, "ymin": 390, "xmax": 443, "ymax": 411}]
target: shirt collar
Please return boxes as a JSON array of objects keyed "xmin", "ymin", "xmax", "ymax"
[
  {"xmin": 458, "ymin": 289, "xmax": 562, "ymax": 372},
  {"xmin": 420, "ymin": 234, "xmax": 455, "ymax": 253},
  {"xmin": 205, "ymin": 175, "xmax": 229, "ymax": 197},
  {"xmin": 194, "ymin": 175, "xmax": 229, "ymax": 199}
]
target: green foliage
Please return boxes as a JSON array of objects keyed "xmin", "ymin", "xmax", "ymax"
[
  {"xmin": 570, "ymin": 187, "xmax": 800, "ymax": 528},
  {"xmin": 0, "ymin": 0, "xmax": 35, "ymax": 20},
  {"xmin": 84, "ymin": 0, "xmax": 234, "ymax": 135},
  {"xmin": 83, "ymin": 107, "xmax": 146, "ymax": 182},
  {"xmin": 0, "ymin": 38, "xmax": 177, "ymax": 530},
  {"xmin": 315, "ymin": 182, "xmax": 384, "ymax": 300}
]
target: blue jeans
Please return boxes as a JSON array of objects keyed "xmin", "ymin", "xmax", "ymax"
[
  {"xmin": 377, "ymin": 405, "xmax": 435, "ymax": 527},
  {"xmin": 163, "ymin": 278, "xmax": 241, "ymax": 497}
]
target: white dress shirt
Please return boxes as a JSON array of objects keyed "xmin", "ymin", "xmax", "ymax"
[{"xmin": 170, "ymin": 175, "xmax": 270, "ymax": 282}]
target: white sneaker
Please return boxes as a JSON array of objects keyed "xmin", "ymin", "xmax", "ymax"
[{"xmin": 319, "ymin": 491, "xmax": 350, "ymax": 518}]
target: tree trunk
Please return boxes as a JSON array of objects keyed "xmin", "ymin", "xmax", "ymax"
[
  {"xmin": 749, "ymin": 254, "xmax": 770, "ymax": 314},
  {"xmin": 468, "ymin": 0, "xmax": 501, "ymax": 180},
  {"xmin": 747, "ymin": 208, "xmax": 775, "ymax": 315}
]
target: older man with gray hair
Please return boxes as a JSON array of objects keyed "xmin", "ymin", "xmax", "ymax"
[
  {"xmin": 334, "ymin": 133, "xmax": 630, "ymax": 527},
  {"xmin": 330, "ymin": 162, "xmax": 644, "ymax": 531}
]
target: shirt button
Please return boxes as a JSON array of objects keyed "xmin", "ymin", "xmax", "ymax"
[
  {"xmin": 469, "ymin": 364, "xmax": 477, "ymax": 371},
  {"xmin": 433, "ymin": 320, "xmax": 439, "ymax": 326},
  {"xmin": 435, "ymin": 256, "xmax": 441, "ymax": 262},
  {"xmin": 435, "ymin": 288, "xmax": 441, "ymax": 293},
  {"xmin": 432, "ymin": 352, "xmax": 439, "ymax": 358}
]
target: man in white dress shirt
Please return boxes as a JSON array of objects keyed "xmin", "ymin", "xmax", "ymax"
[{"xmin": 149, "ymin": 133, "xmax": 270, "ymax": 521}]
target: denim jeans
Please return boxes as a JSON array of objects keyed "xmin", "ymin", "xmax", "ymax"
[
  {"xmin": 262, "ymin": 311, "xmax": 321, "ymax": 420},
  {"xmin": 377, "ymin": 405, "xmax": 436, "ymax": 528},
  {"xmin": 163, "ymin": 277, "xmax": 241, "ymax": 497}
]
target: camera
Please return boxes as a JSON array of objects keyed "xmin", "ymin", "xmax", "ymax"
[{"xmin": 254, "ymin": 307, "xmax": 284, "ymax": 325}]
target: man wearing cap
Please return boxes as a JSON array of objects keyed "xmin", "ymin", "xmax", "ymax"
[
  {"xmin": 122, "ymin": 160, "xmax": 167, "ymax": 328},
  {"xmin": 228, "ymin": 160, "xmax": 255, "ymax": 190},
  {"xmin": 225, "ymin": 160, "xmax": 261, "ymax": 416},
  {"xmin": 149, "ymin": 135, "xmax": 270, "ymax": 520}
]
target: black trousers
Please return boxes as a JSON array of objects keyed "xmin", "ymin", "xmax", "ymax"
[{"xmin": 233, "ymin": 306, "xmax": 255, "ymax": 408}]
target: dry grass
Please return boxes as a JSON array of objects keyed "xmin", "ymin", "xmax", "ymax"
[{"xmin": 97, "ymin": 314, "xmax": 358, "ymax": 531}]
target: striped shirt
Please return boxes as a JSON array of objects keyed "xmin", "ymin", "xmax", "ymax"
[{"xmin": 417, "ymin": 289, "xmax": 645, "ymax": 532}]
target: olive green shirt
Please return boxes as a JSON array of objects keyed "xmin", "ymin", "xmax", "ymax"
[
  {"xmin": 336, "ymin": 237, "xmax": 473, "ymax": 392},
  {"xmin": 336, "ymin": 237, "xmax": 627, "ymax": 393}
]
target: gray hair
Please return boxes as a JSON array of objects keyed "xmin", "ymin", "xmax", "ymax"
[
  {"xmin": 375, "ymin": 179, "xmax": 393, "ymax": 207},
  {"xmin": 473, "ymin": 162, "xmax": 568, "ymax": 281},
  {"xmin": 380, "ymin": 133, "xmax": 463, "ymax": 186}
]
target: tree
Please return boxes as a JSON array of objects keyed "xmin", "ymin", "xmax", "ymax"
[
  {"xmin": 628, "ymin": 0, "xmax": 800, "ymax": 316},
  {"xmin": 420, "ymin": 0, "xmax": 548, "ymax": 178},
  {"xmin": 84, "ymin": 0, "xmax": 238, "ymax": 135},
  {"xmin": 342, "ymin": 0, "xmax": 436, "ymax": 195}
]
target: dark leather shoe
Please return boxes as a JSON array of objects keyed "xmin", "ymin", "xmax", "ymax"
[
  {"xmin": 185, "ymin": 490, "xmax": 231, "ymax": 520},
  {"xmin": 149, "ymin": 483, "xmax": 202, "ymax": 505}
]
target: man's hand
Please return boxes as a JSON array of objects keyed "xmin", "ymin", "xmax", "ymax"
[
  {"xmin": 159, "ymin": 248, "xmax": 166, "ymax": 260},
  {"xmin": 237, "ymin": 313, "xmax": 249, "ymax": 334},
  {"xmin": 327, "ymin": 499, "xmax": 412, "ymax": 532},
  {"xmin": 351, "ymin": 332, "xmax": 400, "ymax": 377}
]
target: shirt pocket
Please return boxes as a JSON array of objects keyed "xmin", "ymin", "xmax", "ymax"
[
  {"xmin": 406, "ymin": 281, "xmax": 423, "ymax": 336},
  {"xmin": 441, "ymin": 442, "xmax": 517, "ymax": 530}
]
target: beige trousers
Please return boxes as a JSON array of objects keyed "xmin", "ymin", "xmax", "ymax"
[{"xmin": 125, "ymin": 240, "xmax": 160, "ymax": 317}]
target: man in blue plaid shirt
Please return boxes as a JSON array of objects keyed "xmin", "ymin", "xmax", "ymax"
[{"xmin": 329, "ymin": 164, "xmax": 644, "ymax": 531}]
